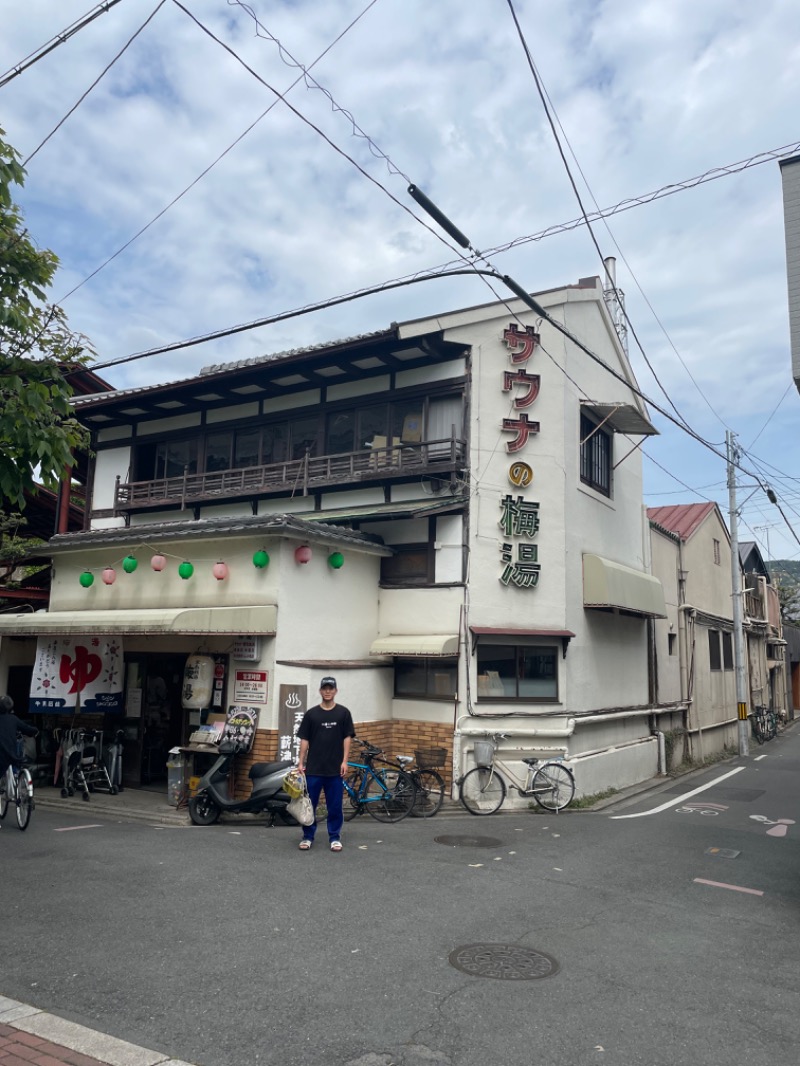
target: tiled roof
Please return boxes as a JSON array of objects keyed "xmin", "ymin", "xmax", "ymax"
[
  {"xmin": 646, "ymin": 502, "xmax": 717, "ymax": 541},
  {"xmin": 46, "ymin": 512, "xmax": 391, "ymax": 554}
]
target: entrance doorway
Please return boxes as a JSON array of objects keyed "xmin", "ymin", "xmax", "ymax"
[{"xmin": 123, "ymin": 654, "xmax": 188, "ymax": 790}]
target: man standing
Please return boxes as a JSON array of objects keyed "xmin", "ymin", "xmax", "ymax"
[{"xmin": 296, "ymin": 677, "xmax": 354, "ymax": 852}]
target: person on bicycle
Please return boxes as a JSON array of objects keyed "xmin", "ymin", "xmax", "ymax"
[
  {"xmin": 295, "ymin": 677, "xmax": 355, "ymax": 853},
  {"xmin": 0, "ymin": 695, "xmax": 38, "ymax": 828}
]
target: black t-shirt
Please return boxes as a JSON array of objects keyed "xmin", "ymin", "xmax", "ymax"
[{"xmin": 297, "ymin": 703, "xmax": 355, "ymax": 776}]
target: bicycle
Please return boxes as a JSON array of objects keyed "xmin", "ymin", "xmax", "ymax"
[
  {"xmin": 392, "ymin": 748, "xmax": 446, "ymax": 818},
  {"xmin": 343, "ymin": 740, "xmax": 417, "ymax": 823},
  {"xmin": 458, "ymin": 735, "xmax": 575, "ymax": 816},
  {"xmin": 0, "ymin": 760, "xmax": 34, "ymax": 831},
  {"xmin": 750, "ymin": 705, "xmax": 774, "ymax": 744}
]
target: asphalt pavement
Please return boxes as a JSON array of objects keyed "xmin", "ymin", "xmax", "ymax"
[{"xmin": 1, "ymin": 726, "xmax": 798, "ymax": 1066}]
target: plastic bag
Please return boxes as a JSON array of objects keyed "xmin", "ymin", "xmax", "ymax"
[{"xmin": 286, "ymin": 792, "xmax": 315, "ymax": 826}]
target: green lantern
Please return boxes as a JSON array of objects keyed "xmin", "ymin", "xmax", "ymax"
[
  {"xmin": 252, "ymin": 550, "xmax": 270, "ymax": 569},
  {"xmin": 178, "ymin": 561, "xmax": 194, "ymax": 580},
  {"xmin": 328, "ymin": 551, "xmax": 344, "ymax": 569},
  {"xmin": 79, "ymin": 571, "xmax": 95, "ymax": 588},
  {"xmin": 122, "ymin": 555, "xmax": 138, "ymax": 574}
]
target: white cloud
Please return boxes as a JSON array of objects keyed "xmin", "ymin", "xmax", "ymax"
[{"xmin": 2, "ymin": 0, "xmax": 800, "ymax": 557}]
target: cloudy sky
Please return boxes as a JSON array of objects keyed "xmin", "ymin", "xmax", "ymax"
[{"xmin": 2, "ymin": 0, "xmax": 800, "ymax": 560}]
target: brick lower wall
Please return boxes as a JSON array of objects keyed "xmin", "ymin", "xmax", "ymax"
[{"xmin": 233, "ymin": 722, "xmax": 454, "ymax": 797}]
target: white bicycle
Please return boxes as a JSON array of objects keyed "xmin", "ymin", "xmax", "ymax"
[{"xmin": 0, "ymin": 761, "xmax": 34, "ymax": 831}]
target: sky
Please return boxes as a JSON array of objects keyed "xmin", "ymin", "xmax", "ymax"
[{"xmin": 2, "ymin": 0, "xmax": 800, "ymax": 562}]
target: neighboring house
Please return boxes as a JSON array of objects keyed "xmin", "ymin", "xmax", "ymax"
[
  {"xmin": 0, "ymin": 276, "xmax": 669, "ymax": 800},
  {"xmin": 648, "ymin": 507, "xmax": 787, "ymax": 764},
  {"xmin": 783, "ymin": 623, "xmax": 800, "ymax": 717},
  {"xmin": 739, "ymin": 541, "xmax": 787, "ymax": 719}
]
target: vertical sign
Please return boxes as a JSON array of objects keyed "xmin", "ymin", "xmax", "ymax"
[
  {"xmin": 278, "ymin": 684, "xmax": 307, "ymax": 762},
  {"xmin": 499, "ymin": 323, "xmax": 542, "ymax": 589}
]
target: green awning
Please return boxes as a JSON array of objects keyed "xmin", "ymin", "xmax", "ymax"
[{"xmin": 583, "ymin": 554, "xmax": 666, "ymax": 618}]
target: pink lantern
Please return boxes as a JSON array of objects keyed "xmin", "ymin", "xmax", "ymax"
[
  {"xmin": 101, "ymin": 567, "xmax": 117, "ymax": 585},
  {"xmin": 294, "ymin": 545, "xmax": 312, "ymax": 565},
  {"xmin": 151, "ymin": 554, "xmax": 167, "ymax": 571},
  {"xmin": 212, "ymin": 561, "xmax": 229, "ymax": 581}
]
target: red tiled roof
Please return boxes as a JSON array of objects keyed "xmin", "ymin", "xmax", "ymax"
[{"xmin": 647, "ymin": 502, "xmax": 717, "ymax": 541}]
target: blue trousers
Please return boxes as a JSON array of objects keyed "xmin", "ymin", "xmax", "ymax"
[{"xmin": 302, "ymin": 774, "xmax": 344, "ymax": 842}]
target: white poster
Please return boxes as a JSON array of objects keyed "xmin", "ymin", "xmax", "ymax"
[{"xmin": 30, "ymin": 635, "xmax": 124, "ymax": 714}]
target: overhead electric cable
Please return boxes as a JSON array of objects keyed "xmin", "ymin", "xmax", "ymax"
[
  {"xmin": 23, "ymin": 1, "xmax": 167, "ymax": 167},
  {"xmin": 745, "ymin": 382, "xmax": 794, "ymax": 449},
  {"xmin": 505, "ymin": 0, "xmax": 694, "ymax": 434},
  {"xmin": 0, "ymin": 0, "xmax": 125, "ymax": 89},
  {"xmin": 58, "ymin": 0, "xmax": 380, "ymax": 302}
]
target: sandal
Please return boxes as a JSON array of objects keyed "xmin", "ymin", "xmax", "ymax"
[
  {"xmin": 298, "ymin": 840, "xmax": 312, "ymax": 851},
  {"xmin": 330, "ymin": 840, "xmax": 343, "ymax": 852}
]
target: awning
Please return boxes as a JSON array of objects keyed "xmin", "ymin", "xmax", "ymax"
[
  {"xmin": 0, "ymin": 605, "xmax": 277, "ymax": 636},
  {"xmin": 583, "ymin": 554, "xmax": 667, "ymax": 618},
  {"xmin": 581, "ymin": 402, "xmax": 658, "ymax": 436},
  {"xmin": 469, "ymin": 625, "xmax": 576, "ymax": 658},
  {"xmin": 369, "ymin": 634, "xmax": 459, "ymax": 657}
]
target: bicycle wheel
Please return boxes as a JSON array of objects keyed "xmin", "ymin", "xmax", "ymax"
[
  {"xmin": 0, "ymin": 769, "xmax": 9, "ymax": 819},
  {"xmin": 343, "ymin": 771, "xmax": 363, "ymax": 821},
  {"xmin": 364, "ymin": 768, "xmax": 416, "ymax": 823},
  {"xmin": 459, "ymin": 766, "xmax": 506, "ymax": 815},
  {"xmin": 751, "ymin": 717, "xmax": 764, "ymax": 745},
  {"xmin": 16, "ymin": 770, "xmax": 32, "ymax": 830},
  {"xmin": 531, "ymin": 763, "xmax": 575, "ymax": 812},
  {"xmin": 410, "ymin": 769, "xmax": 445, "ymax": 817}
]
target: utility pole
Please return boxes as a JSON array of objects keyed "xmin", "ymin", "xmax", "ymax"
[{"xmin": 727, "ymin": 431, "xmax": 750, "ymax": 756}]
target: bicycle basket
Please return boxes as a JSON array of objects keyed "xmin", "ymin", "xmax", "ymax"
[
  {"xmin": 473, "ymin": 740, "xmax": 495, "ymax": 767},
  {"xmin": 414, "ymin": 747, "xmax": 447, "ymax": 769},
  {"xmin": 282, "ymin": 769, "xmax": 304, "ymax": 799}
]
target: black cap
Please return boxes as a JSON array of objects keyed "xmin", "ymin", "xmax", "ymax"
[{"xmin": 320, "ymin": 676, "xmax": 337, "ymax": 689}]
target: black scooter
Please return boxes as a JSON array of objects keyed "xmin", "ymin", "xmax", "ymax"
[{"xmin": 188, "ymin": 740, "xmax": 296, "ymax": 827}]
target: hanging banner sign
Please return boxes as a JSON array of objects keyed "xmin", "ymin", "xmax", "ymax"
[
  {"xmin": 29, "ymin": 635, "xmax": 124, "ymax": 714},
  {"xmin": 278, "ymin": 684, "xmax": 307, "ymax": 763}
]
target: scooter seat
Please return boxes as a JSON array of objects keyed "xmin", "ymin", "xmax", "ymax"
[{"xmin": 249, "ymin": 759, "xmax": 293, "ymax": 781}]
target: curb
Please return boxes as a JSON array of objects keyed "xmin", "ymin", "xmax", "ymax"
[{"xmin": 0, "ymin": 996, "xmax": 199, "ymax": 1066}]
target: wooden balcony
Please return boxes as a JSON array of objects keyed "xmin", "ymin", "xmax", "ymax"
[{"xmin": 114, "ymin": 435, "xmax": 467, "ymax": 513}]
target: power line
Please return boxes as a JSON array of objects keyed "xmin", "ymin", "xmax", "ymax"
[
  {"xmin": 58, "ymin": 0, "xmax": 381, "ymax": 302},
  {"xmin": 23, "ymin": 1, "xmax": 167, "ymax": 167},
  {"xmin": 0, "ymin": 0, "xmax": 125, "ymax": 90}
]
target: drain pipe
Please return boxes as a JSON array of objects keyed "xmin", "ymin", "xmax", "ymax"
[{"xmin": 655, "ymin": 730, "xmax": 667, "ymax": 775}]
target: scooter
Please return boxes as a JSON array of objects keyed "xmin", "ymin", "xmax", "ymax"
[{"xmin": 188, "ymin": 739, "xmax": 296, "ymax": 827}]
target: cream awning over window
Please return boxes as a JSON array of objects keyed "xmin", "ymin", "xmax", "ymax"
[
  {"xmin": 369, "ymin": 634, "xmax": 460, "ymax": 657},
  {"xmin": 583, "ymin": 555, "xmax": 667, "ymax": 618},
  {"xmin": 0, "ymin": 605, "xmax": 277, "ymax": 636}
]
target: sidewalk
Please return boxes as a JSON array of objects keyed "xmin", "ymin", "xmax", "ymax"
[{"xmin": 0, "ymin": 997, "xmax": 197, "ymax": 1066}]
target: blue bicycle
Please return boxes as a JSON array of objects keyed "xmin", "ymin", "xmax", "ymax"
[{"xmin": 343, "ymin": 740, "xmax": 416, "ymax": 823}]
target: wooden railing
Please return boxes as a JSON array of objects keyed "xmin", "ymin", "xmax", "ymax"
[{"xmin": 114, "ymin": 434, "xmax": 467, "ymax": 512}]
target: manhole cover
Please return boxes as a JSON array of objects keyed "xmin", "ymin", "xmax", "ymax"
[
  {"xmin": 435, "ymin": 834, "xmax": 503, "ymax": 848},
  {"xmin": 449, "ymin": 943, "xmax": 559, "ymax": 980}
]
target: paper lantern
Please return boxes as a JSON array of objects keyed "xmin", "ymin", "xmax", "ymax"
[
  {"xmin": 328, "ymin": 551, "xmax": 344, "ymax": 569},
  {"xmin": 122, "ymin": 555, "xmax": 138, "ymax": 574},
  {"xmin": 101, "ymin": 567, "xmax": 116, "ymax": 585},
  {"xmin": 212, "ymin": 561, "xmax": 229, "ymax": 581},
  {"xmin": 294, "ymin": 545, "xmax": 312, "ymax": 564},
  {"xmin": 252, "ymin": 550, "xmax": 270, "ymax": 569},
  {"xmin": 79, "ymin": 571, "xmax": 94, "ymax": 588},
  {"xmin": 178, "ymin": 561, "xmax": 194, "ymax": 580},
  {"xmin": 182, "ymin": 654, "xmax": 214, "ymax": 709},
  {"xmin": 151, "ymin": 554, "xmax": 167, "ymax": 571}
]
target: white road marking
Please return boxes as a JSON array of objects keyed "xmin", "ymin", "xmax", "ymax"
[
  {"xmin": 53, "ymin": 825, "xmax": 103, "ymax": 832},
  {"xmin": 754, "ymin": 754, "xmax": 768, "ymax": 761},
  {"xmin": 609, "ymin": 766, "xmax": 746, "ymax": 819}
]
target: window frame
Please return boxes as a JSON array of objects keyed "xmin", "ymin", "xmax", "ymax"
[
  {"xmin": 722, "ymin": 631, "xmax": 733, "ymax": 670},
  {"xmin": 579, "ymin": 413, "xmax": 612, "ymax": 497},
  {"xmin": 708, "ymin": 629, "xmax": 722, "ymax": 671},
  {"xmin": 476, "ymin": 642, "xmax": 559, "ymax": 703},
  {"xmin": 379, "ymin": 542, "xmax": 435, "ymax": 587},
  {"xmin": 393, "ymin": 658, "xmax": 458, "ymax": 700}
]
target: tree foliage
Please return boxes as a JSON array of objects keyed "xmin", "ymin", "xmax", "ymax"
[{"xmin": 0, "ymin": 128, "xmax": 92, "ymax": 508}]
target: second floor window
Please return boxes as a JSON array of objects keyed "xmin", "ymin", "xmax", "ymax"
[
  {"xmin": 713, "ymin": 538, "xmax": 721, "ymax": 565},
  {"xmin": 580, "ymin": 413, "xmax": 611, "ymax": 496}
]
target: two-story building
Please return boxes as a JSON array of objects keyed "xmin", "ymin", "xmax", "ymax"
[
  {"xmin": 647, "ymin": 507, "xmax": 787, "ymax": 764},
  {"xmin": 0, "ymin": 276, "xmax": 669, "ymax": 800}
]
